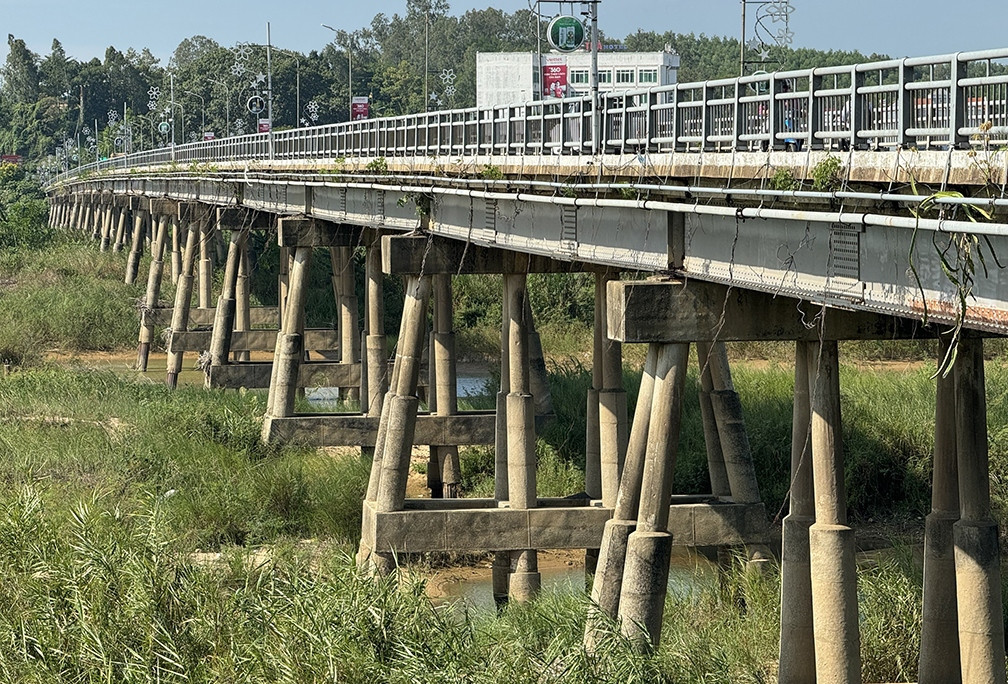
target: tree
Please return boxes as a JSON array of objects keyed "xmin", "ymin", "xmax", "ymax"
[{"xmin": 2, "ymin": 35, "xmax": 40, "ymax": 104}]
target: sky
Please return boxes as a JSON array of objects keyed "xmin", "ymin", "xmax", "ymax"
[{"xmin": 1, "ymin": 0, "xmax": 1006, "ymax": 68}]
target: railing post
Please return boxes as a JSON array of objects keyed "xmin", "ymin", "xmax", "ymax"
[
  {"xmin": 701, "ymin": 84, "xmax": 712, "ymax": 151},
  {"xmin": 949, "ymin": 53, "xmax": 969, "ymax": 149},
  {"xmin": 808, "ymin": 72, "xmax": 822, "ymax": 151},
  {"xmin": 734, "ymin": 80, "xmax": 745, "ymax": 151},
  {"xmin": 898, "ymin": 59, "xmax": 914, "ymax": 149},
  {"xmin": 851, "ymin": 67, "xmax": 864, "ymax": 151},
  {"xmin": 768, "ymin": 76, "xmax": 781, "ymax": 151}
]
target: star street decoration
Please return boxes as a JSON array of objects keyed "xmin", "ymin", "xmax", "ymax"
[{"xmin": 741, "ymin": 0, "xmax": 796, "ymax": 71}]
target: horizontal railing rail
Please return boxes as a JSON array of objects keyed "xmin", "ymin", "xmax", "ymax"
[{"xmin": 52, "ymin": 48, "xmax": 1008, "ymax": 184}]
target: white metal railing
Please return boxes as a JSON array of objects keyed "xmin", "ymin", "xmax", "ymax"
[{"xmin": 54, "ymin": 48, "xmax": 1008, "ymax": 183}]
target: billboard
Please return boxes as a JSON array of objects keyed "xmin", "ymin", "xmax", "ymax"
[
  {"xmin": 351, "ymin": 96, "xmax": 370, "ymax": 121},
  {"xmin": 542, "ymin": 56, "xmax": 568, "ymax": 99}
]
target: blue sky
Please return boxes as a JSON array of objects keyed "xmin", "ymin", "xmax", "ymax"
[{"xmin": 1, "ymin": 0, "xmax": 1005, "ymax": 67}]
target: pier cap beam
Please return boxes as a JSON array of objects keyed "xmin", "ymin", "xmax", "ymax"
[
  {"xmin": 278, "ymin": 217, "xmax": 363, "ymax": 247},
  {"xmin": 608, "ymin": 279, "xmax": 930, "ymax": 343},
  {"xmin": 217, "ymin": 207, "xmax": 274, "ymax": 230},
  {"xmin": 382, "ymin": 234, "xmax": 588, "ymax": 275}
]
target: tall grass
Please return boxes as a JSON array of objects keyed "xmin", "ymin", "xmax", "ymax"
[
  {"xmin": 0, "ymin": 368, "xmax": 369, "ymax": 547},
  {"xmin": 0, "ymin": 237, "xmax": 142, "ymax": 363}
]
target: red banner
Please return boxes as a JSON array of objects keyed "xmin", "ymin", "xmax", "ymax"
[
  {"xmin": 542, "ymin": 57, "xmax": 568, "ymax": 99},
  {"xmin": 258, "ymin": 119, "xmax": 271, "ymax": 133},
  {"xmin": 351, "ymin": 96, "xmax": 370, "ymax": 121}
]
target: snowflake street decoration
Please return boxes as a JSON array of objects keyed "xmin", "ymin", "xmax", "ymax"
[
  {"xmin": 444, "ymin": 85, "xmax": 456, "ymax": 99},
  {"xmin": 775, "ymin": 27, "xmax": 794, "ymax": 46},
  {"xmin": 231, "ymin": 62, "xmax": 246, "ymax": 77},
  {"xmin": 107, "ymin": 109, "xmax": 119, "ymax": 124},
  {"xmin": 189, "ymin": 132, "xmax": 199, "ymax": 142},
  {"xmin": 440, "ymin": 68, "xmax": 456, "ymax": 85},
  {"xmin": 148, "ymin": 101, "xmax": 158, "ymax": 111},
  {"xmin": 233, "ymin": 119, "xmax": 246, "ymax": 135},
  {"xmin": 766, "ymin": 0, "xmax": 795, "ymax": 22},
  {"xmin": 148, "ymin": 86, "xmax": 160, "ymax": 100},
  {"xmin": 233, "ymin": 42, "xmax": 252, "ymax": 61},
  {"xmin": 305, "ymin": 100, "xmax": 320, "ymax": 123}
]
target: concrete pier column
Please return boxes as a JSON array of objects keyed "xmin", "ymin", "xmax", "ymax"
[
  {"xmin": 265, "ymin": 247, "xmax": 312, "ymax": 420},
  {"xmin": 165, "ymin": 220, "xmax": 199, "ymax": 388},
  {"xmin": 599, "ymin": 277, "xmax": 628, "ymax": 509},
  {"xmin": 919, "ymin": 337, "xmax": 962, "ymax": 683},
  {"xmin": 374, "ymin": 275, "xmax": 432, "ymax": 514},
  {"xmin": 207, "ymin": 228, "xmax": 249, "ymax": 379},
  {"xmin": 696, "ymin": 342, "xmax": 731, "ymax": 497},
  {"xmin": 585, "ymin": 273, "xmax": 605, "ymax": 502},
  {"xmin": 428, "ymin": 274, "xmax": 461, "ymax": 498},
  {"xmin": 493, "ymin": 274, "xmax": 512, "ymax": 607},
  {"xmin": 778, "ymin": 341, "xmax": 817, "ymax": 684},
  {"xmin": 363, "ymin": 234, "xmax": 388, "ymax": 415},
  {"xmin": 198, "ymin": 216, "xmax": 215, "ymax": 310},
  {"xmin": 113, "ymin": 205, "xmax": 128, "ymax": 253},
  {"xmin": 585, "ymin": 344, "xmax": 658, "ymax": 646},
  {"xmin": 331, "ymin": 246, "xmax": 360, "ymax": 402},
  {"xmin": 234, "ymin": 243, "xmax": 251, "ymax": 363},
  {"xmin": 92, "ymin": 198, "xmax": 106, "ymax": 242},
  {"xmin": 136, "ymin": 213, "xmax": 169, "ymax": 371},
  {"xmin": 170, "ymin": 220, "xmax": 182, "ymax": 284},
  {"xmin": 99, "ymin": 202, "xmax": 114, "ymax": 251},
  {"xmin": 124, "ymin": 209, "xmax": 147, "ymax": 285},
  {"xmin": 807, "ymin": 340, "xmax": 861, "ymax": 684},
  {"xmin": 67, "ymin": 196, "xmax": 80, "ymax": 232},
  {"xmin": 505, "ymin": 273, "xmax": 541, "ymax": 602},
  {"xmin": 278, "ymin": 246, "xmax": 291, "ymax": 326},
  {"xmin": 953, "ymin": 336, "xmax": 1006, "ymax": 684},
  {"xmin": 617, "ymin": 343, "xmax": 689, "ymax": 649},
  {"xmin": 704, "ymin": 341, "xmax": 771, "ymax": 571}
]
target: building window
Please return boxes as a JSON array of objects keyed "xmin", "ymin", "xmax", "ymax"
[
  {"xmin": 639, "ymin": 69, "xmax": 658, "ymax": 84},
  {"xmin": 597, "ymin": 70, "xmax": 612, "ymax": 84},
  {"xmin": 570, "ymin": 69, "xmax": 589, "ymax": 85},
  {"xmin": 616, "ymin": 69, "xmax": 635, "ymax": 84}
]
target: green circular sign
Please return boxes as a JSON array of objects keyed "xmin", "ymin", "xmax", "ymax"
[{"xmin": 547, "ymin": 15, "xmax": 585, "ymax": 53}]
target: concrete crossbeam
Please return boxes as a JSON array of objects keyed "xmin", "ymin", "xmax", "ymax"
[
  {"xmin": 168, "ymin": 328, "xmax": 338, "ymax": 353},
  {"xmin": 608, "ymin": 279, "xmax": 928, "ymax": 343},
  {"xmin": 149, "ymin": 305, "xmax": 279, "ymax": 328},
  {"xmin": 208, "ymin": 361, "xmax": 360, "ymax": 389},
  {"xmin": 261, "ymin": 411, "xmax": 496, "ymax": 447},
  {"xmin": 360, "ymin": 499, "xmax": 767, "ymax": 554}
]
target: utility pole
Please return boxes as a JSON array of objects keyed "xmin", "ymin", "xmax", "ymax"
[{"xmin": 266, "ymin": 22, "xmax": 274, "ymax": 159}]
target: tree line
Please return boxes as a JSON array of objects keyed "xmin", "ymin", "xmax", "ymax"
[{"xmin": 0, "ymin": 0, "xmax": 884, "ymax": 167}]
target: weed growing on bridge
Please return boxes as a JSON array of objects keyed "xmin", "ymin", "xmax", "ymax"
[
  {"xmin": 365, "ymin": 157, "xmax": 389, "ymax": 173},
  {"xmin": 770, "ymin": 167, "xmax": 799, "ymax": 192},
  {"xmin": 810, "ymin": 155, "xmax": 844, "ymax": 191}
]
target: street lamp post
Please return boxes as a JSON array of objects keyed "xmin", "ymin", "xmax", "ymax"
[
  {"xmin": 210, "ymin": 78, "xmax": 232, "ymax": 137},
  {"xmin": 185, "ymin": 90, "xmax": 206, "ymax": 138},
  {"xmin": 321, "ymin": 24, "xmax": 352, "ymax": 119}
]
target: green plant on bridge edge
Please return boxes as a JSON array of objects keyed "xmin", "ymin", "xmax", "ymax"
[
  {"xmin": 365, "ymin": 157, "xmax": 389, "ymax": 173},
  {"xmin": 907, "ymin": 175, "xmax": 1003, "ymax": 375},
  {"xmin": 770, "ymin": 167, "xmax": 799, "ymax": 192},
  {"xmin": 811, "ymin": 155, "xmax": 844, "ymax": 192}
]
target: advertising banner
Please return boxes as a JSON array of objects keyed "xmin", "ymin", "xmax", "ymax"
[
  {"xmin": 542, "ymin": 55, "xmax": 568, "ymax": 99},
  {"xmin": 258, "ymin": 119, "xmax": 271, "ymax": 133},
  {"xmin": 351, "ymin": 96, "xmax": 370, "ymax": 121}
]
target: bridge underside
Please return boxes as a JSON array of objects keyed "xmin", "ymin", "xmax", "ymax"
[{"xmin": 46, "ymin": 154, "xmax": 1008, "ymax": 683}]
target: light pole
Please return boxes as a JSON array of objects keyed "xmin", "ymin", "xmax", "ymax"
[
  {"xmin": 210, "ymin": 78, "xmax": 231, "ymax": 137},
  {"xmin": 272, "ymin": 47, "xmax": 301, "ymax": 127},
  {"xmin": 185, "ymin": 90, "xmax": 206, "ymax": 138},
  {"xmin": 321, "ymin": 24, "xmax": 352, "ymax": 119}
]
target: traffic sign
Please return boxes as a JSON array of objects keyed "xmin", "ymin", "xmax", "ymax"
[
  {"xmin": 247, "ymin": 95, "xmax": 266, "ymax": 114},
  {"xmin": 547, "ymin": 15, "xmax": 585, "ymax": 53},
  {"xmin": 158, "ymin": 122, "xmax": 170, "ymax": 134}
]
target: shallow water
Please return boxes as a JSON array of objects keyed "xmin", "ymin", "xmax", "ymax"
[{"xmin": 430, "ymin": 547, "xmax": 717, "ymax": 612}]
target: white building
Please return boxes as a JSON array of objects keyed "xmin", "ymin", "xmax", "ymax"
[{"xmin": 476, "ymin": 50, "xmax": 681, "ymax": 109}]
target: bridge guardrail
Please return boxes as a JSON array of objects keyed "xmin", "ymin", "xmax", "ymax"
[{"xmin": 53, "ymin": 48, "xmax": 1008, "ymax": 183}]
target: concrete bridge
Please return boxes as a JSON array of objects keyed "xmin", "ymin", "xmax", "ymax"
[{"xmin": 46, "ymin": 48, "xmax": 1008, "ymax": 683}]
